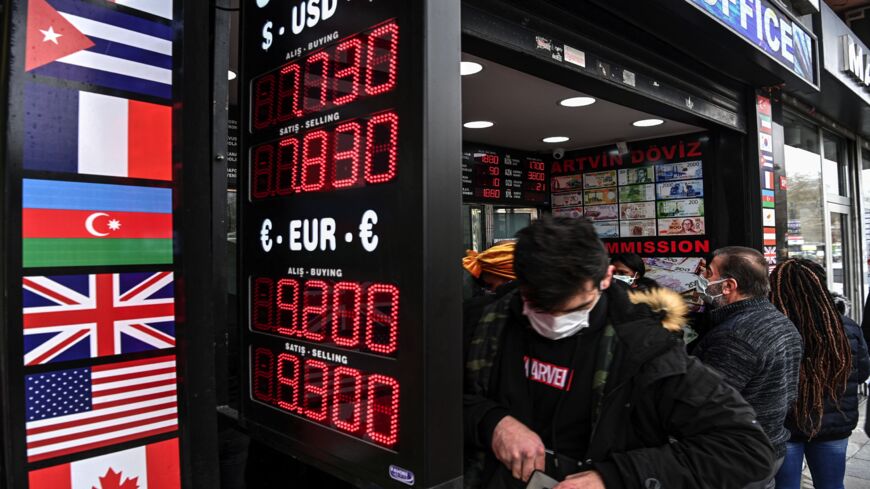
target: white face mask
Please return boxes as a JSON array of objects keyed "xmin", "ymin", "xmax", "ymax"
[
  {"xmin": 522, "ymin": 295, "xmax": 599, "ymax": 340},
  {"xmin": 612, "ymin": 274, "xmax": 636, "ymax": 286}
]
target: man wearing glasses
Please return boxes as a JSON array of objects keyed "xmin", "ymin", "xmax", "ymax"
[
  {"xmin": 464, "ymin": 219, "xmax": 776, "ymax": 489},
  {"xmin": 693, "ymin": 246, "xmax": 802, "ymax": 489}
]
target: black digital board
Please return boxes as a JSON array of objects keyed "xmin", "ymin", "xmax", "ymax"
[
  {"xmin": 462, "ymin": 144, "xmax": 549, "ymax": 206},
  {"xmin": 239, "ymin": 1, "xmax": 462, "ymax": 488}
]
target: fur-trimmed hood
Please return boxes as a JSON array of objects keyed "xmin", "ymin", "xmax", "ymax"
[{"xmin": 628, "ymin": 287, "xmax": 689, "ymax": 332}]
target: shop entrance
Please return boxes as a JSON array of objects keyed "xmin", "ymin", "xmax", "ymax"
[{"xmin": 460, "ymin": 53, "xmax": 710, "ymax": 256}]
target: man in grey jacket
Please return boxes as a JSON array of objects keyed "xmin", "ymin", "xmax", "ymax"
[{"xmin": 693, "ymin": 246, "xmax": 802, "ymax": 489}]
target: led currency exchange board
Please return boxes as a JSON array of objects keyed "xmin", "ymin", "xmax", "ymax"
[{"xmin": 239, "ymin": 1, "xmax": 461, "ymax": 488}]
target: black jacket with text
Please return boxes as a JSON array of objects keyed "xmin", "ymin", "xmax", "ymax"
[{"xmin": 464, "ymin": 284, "xmax": 775, "ymax": 489}]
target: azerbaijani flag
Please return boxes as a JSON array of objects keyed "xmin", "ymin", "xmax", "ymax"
[
  {"xmin": 24, "ymin": 82, "xmax": 171, "ymax": 181},
  {"xmin": 23, "ymin": 179, "xmax": 172, "ymax": 267},
  {"xmin": 762, "ymin": 189, "xmax": 775, "ymax": 208}
]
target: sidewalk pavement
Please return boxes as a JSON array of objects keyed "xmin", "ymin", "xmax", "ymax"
[{"xmin": 801, "ymin": 397, "xmax": 870, "ymax": 488}]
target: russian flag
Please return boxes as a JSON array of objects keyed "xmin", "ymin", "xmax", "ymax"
[
  {"xmin": 26, "ymin": 0, "xmax": 172, "ymax": 100},
  {"xmin": 25, "ymin": 83, "xmax": 171, "ymax": 181}
]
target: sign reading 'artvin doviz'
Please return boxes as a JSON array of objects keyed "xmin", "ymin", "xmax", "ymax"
[{"xmin": 686, "ymin": 0, "xmax": 817, "ymax": 87}]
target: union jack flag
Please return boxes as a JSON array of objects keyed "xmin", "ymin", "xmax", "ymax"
[{"xmin": 23, "ymin": 272, "xmax": 175, "ymax": 365}]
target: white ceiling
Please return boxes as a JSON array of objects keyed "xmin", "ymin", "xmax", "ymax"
[{"xmin": 461, "ymin": 54, "xmax": 703, "ymax": 152}]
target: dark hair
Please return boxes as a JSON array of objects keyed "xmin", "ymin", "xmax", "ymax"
[
  {"xmin": 712, "ymin": 246, "xmax": 770, "ymax": 298},
  {"xmin": 514, "ymin": 216, "xmax": 609, "ymax": 312},
  {"xmin": 770, "ymin": 258, "xmax": 850, "ymax": 437},
  {"xmin": 610, "ymin": 253, "xmax": 646, "ymax": 278}
]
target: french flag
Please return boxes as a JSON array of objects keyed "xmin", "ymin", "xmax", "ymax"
[
  {"xmin": 24, "ymin": 82, "xmax": 170, "ymax": 181},
  {"xmin": 26, "ymin": 0, "xmax": 172, "ymax": 100}
]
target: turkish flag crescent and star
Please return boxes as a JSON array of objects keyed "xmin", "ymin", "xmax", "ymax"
[{"xmin": 26, "ymin": 0, "xmax": 94, "ymax": 71}]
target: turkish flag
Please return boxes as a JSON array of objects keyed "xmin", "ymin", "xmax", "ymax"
[
  {"xmin": 25, "ymin": 0, "xmax": 94, "ymax": 71},
  {"xmin": 28, "ymin": 438, "xmax": 180, "ymax": 489}
]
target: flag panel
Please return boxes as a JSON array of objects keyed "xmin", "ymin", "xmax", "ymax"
[
  {"xmin": 26, "ymin": 0, "xmax": 173, "ymax": 100},
  {"xmin": 28, "ymin": 438, "xmax": 180, "ymax": 489},
  {"xmin": 23, "ymin": 83, "xmax": 172, "ymax": 180},
  {"xmin": 24, "ymin": 356, "xmax": 178, "ymax": 462},
  {"xmin": 23, "ymin": 272, "xmax": 175, "ymax": 365},
  {"xmin": 22, "ymin": 179, "xmax": 173, "ymax": 267}
]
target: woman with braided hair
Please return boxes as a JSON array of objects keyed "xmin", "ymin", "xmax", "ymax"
[{"xmin": 771, "ymin": 258, "xmax": 870, "ymax": 489}]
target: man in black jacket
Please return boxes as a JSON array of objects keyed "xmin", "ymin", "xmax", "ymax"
[
  {"xmin": 692, "ymin": 246, "xmax": 802, "ymax": 489},
  {"xmin": 464, "ymin": 217, "xmax": 775, "ymax": 489}
]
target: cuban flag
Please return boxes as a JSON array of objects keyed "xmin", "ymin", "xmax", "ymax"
[
  {"xmin": 23, "ymin": 271, "xmax": 175, "ymax": 365},
  {"xmin": 29, "ymin": 438, "xmax": 180, "ymax": 489},
  {"xmin": 24, "ymin": 82, "xmax": 171, "ymax": 181},
  {"xmin": 26, "ymin": 0, "xmax": 172, "ymax": 100}
]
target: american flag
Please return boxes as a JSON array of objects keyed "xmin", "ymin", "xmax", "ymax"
[
  {"xmin": 23, "ymin": 272, "xmax": 175, "ymax": 366},
  {"xmin": 25, "ymin": 355, "xmax": 178, "ymax": 462}
]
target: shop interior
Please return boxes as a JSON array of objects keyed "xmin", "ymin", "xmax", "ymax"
[{"xmin": 459, "ymin": 53, "xmax": 704, "ymax": 253}]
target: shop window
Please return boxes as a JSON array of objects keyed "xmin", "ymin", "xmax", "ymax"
[
  {"xmin": 784, "ymin": 120, "xmax": 826, "ymax": 267},
  {"xmin": 493, "ymin": 207, "xmax": 535, "ymax": 242},
  {"xmin": 784, "ymin": 111, "xmax": 820, "ymax": 153},
  {"xmin": 862, "ymin": 152, "xmax": 870, "ymax": 300},
  {"xmin": 822, "ymin": 131, "xmax": 850, "ymax": 198}
]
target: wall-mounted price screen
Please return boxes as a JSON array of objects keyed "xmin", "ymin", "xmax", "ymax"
[{"xmin": 239, "ymin": 1, "xmax": 459, "ymax": 488}]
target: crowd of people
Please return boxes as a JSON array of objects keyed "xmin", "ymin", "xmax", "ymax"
[{"xmin": 462, "ymin": 216, "xmax": 870, "ymax": 489}]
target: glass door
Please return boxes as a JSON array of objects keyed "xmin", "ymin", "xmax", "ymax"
[{"xmin": 828, "ymin": 205, "xmax": 850, "ymax": 296}]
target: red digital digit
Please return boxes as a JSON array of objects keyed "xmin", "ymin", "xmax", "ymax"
[
  {"xmin": 332, "ymin": 121, "xmax": 362, "ymax": 189},
  {"xmin": 530, "ymin": 160, "xmax": 545, "ymax": 171},
  {"xmin": 365, "ymin": 374, "xmax": 400, "ymax": 447},
  {"xmin": 365, "ymin": 284, "xmax": 399, "ymax": 355},
  {"xmin": 276, "ymin": 278, "xmax": 300, "ymax": 337},
  {"xmin": 302, "ymin": 280, "xmax": 329, "ymax": 341},
  {"xmin": 252, "ymin": 278, "xmax": 274, "ymax": 331},
  {"xmin": 332, "ymin": 366, "xmax": 364, "ymax": 433},
  {"xmin": 333, "ymin": 37, "xmax": 363, "ymax": 106},
  {"xmin": 488, "ymin": 166, "xmax": 500, "ymax": 176},
  {"xmin": 251, "ymin": 143, "xmax": 275, "ymax": 200},
  {"xmin": 252, "ymin": 348, "xmax": 275, "ymax": 403},
  {"xmin": 252, "ymin": 74, "xmax": 276, "ymax": 130},
  {"xmin": 332, "ymin": 281, "xmax": 362, "ymax": 347},
  {"xmin": 364, "ymin": 22, "xmax": 399, "ymax": 95},
  {"xmin": 528, "ymin": 171, "xmax": 545, "ymax": 181},
  {"xmin": 364, "ymin": 112, "xmax": 399, "ymax": 184},
  {"xmin": 491, "ymin": 177, "xmax": 500, "ymax": 187},
  {"xmin": 277, "ymin": 353, "xmax": 301, "ymax": 412},
  {"xmin": 276, "ymin": 137, "xmax": 299, "ymax": 196},
  {"xmin": 301, "ymin": 130, "xmax": 329, "ymax": 192},
  {"xmin": 482, "ymin": 154, "xmax": 499, "ymax": 165},
  {"xmin": 304, "ymin": 51, "xmax": 330, "ymax": 114},
  {"xmin": 277, "ymin": 63, "xmax": 303, "ymax": 121},
  {"xmin": 303, "ymin": 359, "xmax": 330, "ymax": 422}
]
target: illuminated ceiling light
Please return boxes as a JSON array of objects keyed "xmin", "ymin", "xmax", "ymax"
[
  {"xmin": 463, "ymin": 120, "xmax": 494, "ymax": 129},
  {"xmin": 632, "ymin": 118, "xmax": 664, "ymax": 127},
  {"xmin": 460, "ymin": 61, "xmax": 483, "ymax": 76},
  {"xmin": 228, "ymin": 70, "xmax": 237, "ymax": 80},
  {"xmin": 559, "ymin": 96, "xmax": 596, "ymax": 107},
  {"xmin": 542, "ymin": 136, "xmax": 570, "ymax": 143}
]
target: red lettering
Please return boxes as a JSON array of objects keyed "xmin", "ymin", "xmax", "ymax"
[
  {"xmin": 550, "ymin": 161, "xmax": 562, "ymax": 174},
  {"xmin": 686, "ymin": 141, "xmax": 702, "ymax": 157},
  {"xmin": 644, "ymin": 241, "xmax": 656, "ymax": 253},
  {"xmin": 609, "ymin": 154, "xmax": 623, "ymax": 167},
  {"xmin": 662, "ymin": 144, "xmax": 677, "ymax": 160},
  {"xmin": 695, "ymin": 239, "xmax": 711, "ymax": 253},
  {"xmin": 631, "ymin": 150, "xmax": 645, "ymax": 164},
  {"xmin": 564, "ymin": 159, "xmax": 577, "ymax": 173},
  {"xmin": 658, "ymin": 241, "xmax": 670, "ymax": 253},
  {"xmin": 678, "ymin": 240, "xmax": 693, "ymax": 253}
]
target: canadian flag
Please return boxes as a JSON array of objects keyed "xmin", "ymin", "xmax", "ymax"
[{"xmin": 28, "ymin": 438, "xmax": 179, "ymax": 489}]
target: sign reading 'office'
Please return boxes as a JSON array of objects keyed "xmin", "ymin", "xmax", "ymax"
[{"xmin": 687, "ymin": 0, "xmax": 816, "ymax": 86}]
